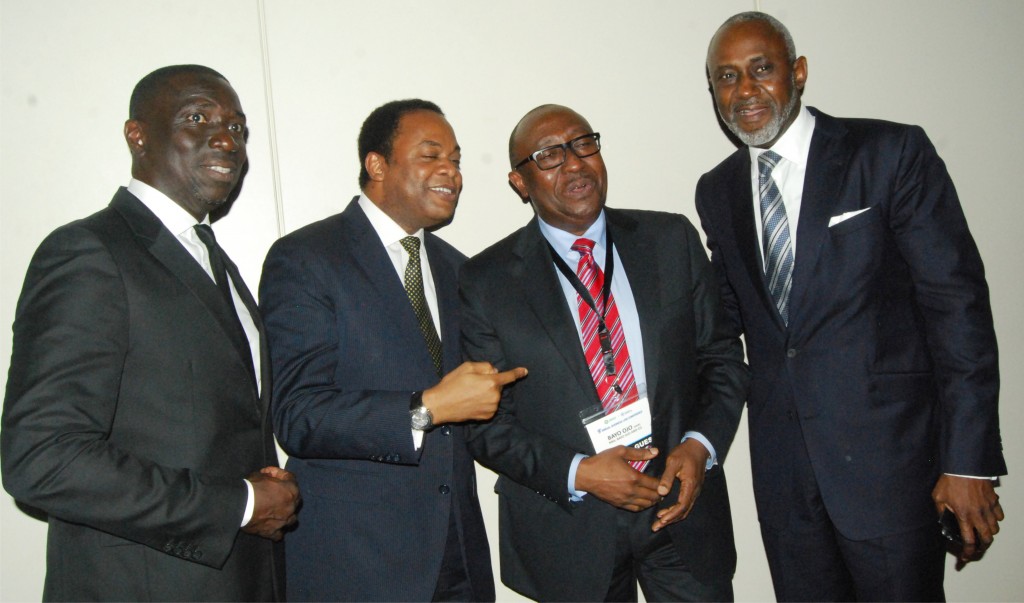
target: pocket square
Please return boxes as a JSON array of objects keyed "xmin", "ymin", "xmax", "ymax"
[{"xmin": 828, "ymin": 207, "xmax": 873, "ymax": 227}]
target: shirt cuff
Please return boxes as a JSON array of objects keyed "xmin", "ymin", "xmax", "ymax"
[
  {"xmin": 241, "ymin": 479, "xmax": 255, "ymax": 527},
  {"xmin": 945, "ymin": 473, "xmax": 998, "ymax": 480},
  {"xmin": 568, "ymin": 453, "xmax": 588, "ymax": 501},
  {"xmin": 682, "ymin": 431, "xmax": 717, "ymax": 471},
  {"xmin": 412, "ymin": 428, "xmax": 423, "ymax": 450}
]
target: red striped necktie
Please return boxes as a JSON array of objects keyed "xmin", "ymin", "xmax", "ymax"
[{"xmin": 572, "ymin": 238, "xmax": 647, "ymax": 471}]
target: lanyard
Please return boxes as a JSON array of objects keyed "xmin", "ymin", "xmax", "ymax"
[{"xmin": 547, "ymin": 229, "xmax": 622, "ymax": 393}]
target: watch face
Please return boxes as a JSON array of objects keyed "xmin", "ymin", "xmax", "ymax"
[{"xmin": 411, "ymin": 406, "xmax": 433, "ymax": 430}]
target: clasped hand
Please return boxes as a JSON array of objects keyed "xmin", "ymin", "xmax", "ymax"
[
  {"xmin": 574, "ymin": 439, "xmax": 710, "ymax": 531},
  {"xmin": 243, "ymin": 466, "xmax": 300, "ymax": 542}
]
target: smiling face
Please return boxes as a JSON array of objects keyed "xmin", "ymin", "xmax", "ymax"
[
  {"xmin": 366, "ymin": 110, "xmax": 462, "ymax": 233},
  {"xmin": 509, "ymin": 106, "xmax": 607, "ymax": 235},
  {"xmin": 125, "ymin": 71, "xmax": 246, "ymax": 220},
  {"xmin": 707, "ymin": 19, "xmax": 806, "ymax": 148}
]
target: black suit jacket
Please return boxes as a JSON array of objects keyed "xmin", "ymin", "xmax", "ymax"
[
  {"xmin": 460, "ymin": 209, "xmax": 748, "ymax": 601},
  {"xmin": 259, "ymin": 198, "xmax": 494, "ymax": 602},
  {"xmin": 695, "ymin": 108, "xmax": 1006, "ymax": 540},
  {"xmin": 2, "ymin": 189, "xmax": 283, "ymax": 601}
]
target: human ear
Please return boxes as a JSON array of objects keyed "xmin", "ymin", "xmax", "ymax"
[
  {"xmin": 508, "ymin": 170, "xmax": 530, "ymax": 204},
  {"xmin": 366, "ymin": 152, "xmax": 387, "ymax": 182}
]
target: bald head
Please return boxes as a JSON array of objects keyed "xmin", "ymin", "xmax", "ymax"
[{"xmin": 508, "ymin": 104, "xmax": 593, "ymax": 168}]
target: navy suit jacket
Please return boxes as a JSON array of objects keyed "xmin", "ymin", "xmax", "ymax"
[
  {"xmin": 460, "ymin": 209, "xmax": 748, "ymax": 601},
  {"xmin": 2, "ymin": 189, "xmax": 283, "ymax": 601},
  {"xmin": 695, "ymin": 108, "xmax": 1006, "ymax": 540},
  {"xmin": 259, "ymin": 198, "xmax": 494, "ymax": 602}
]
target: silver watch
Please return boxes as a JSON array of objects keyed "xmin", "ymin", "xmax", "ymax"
[{"xmin": 409, "ymin": 392, "xmax": 434, "ymax": 431}]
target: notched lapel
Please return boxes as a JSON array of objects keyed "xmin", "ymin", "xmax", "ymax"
[
  {"xmin": 512, "ymin": 222, "xmax": 599, "ymax": 404},
  {"xmin": 605, "ymin": 210, "xmax": 659, "ymax": 402},
  {"xmin": 724, "ymin": 153, "xmax": 780, "ymax": 327},
  {"xmin": 111, "ymin": 191, "xmax": 258, "ymax": 394},
  {"xmin": 788, "ymin": 114, "xmax": 854, "ymax": 328}
]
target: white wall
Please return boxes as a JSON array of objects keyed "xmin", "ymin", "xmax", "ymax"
[{"xmin": 2, "ymin": 1, "xmax": 1021, "ymax": 600}]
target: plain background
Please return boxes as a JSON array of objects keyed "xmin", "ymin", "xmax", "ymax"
[{"xmin": 1, "ymin": 1, "xmax": 1021, "ymax": 600}]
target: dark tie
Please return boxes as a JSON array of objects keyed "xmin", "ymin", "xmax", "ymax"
[
  {"xmin": 758, "ymin": 150, "xmax": 794, "ymax": 325},
  {"xmin": 400, "ymin": 236, "xmax": 443, "ymax": 378},
  {"xmin": 193, "ymin": 224, "xmax": 255, "ymax": 383},
  {"xmin": 572, "ymin": 238, "xmax": 646, "ymax": 471}
]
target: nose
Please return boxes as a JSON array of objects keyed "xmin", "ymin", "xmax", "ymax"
[
  {"xmin": 736, "ymin": 73, "xmax": 757, "ymax": 99},
  {"xmin": 210, "ymin": 127, "xmax": 242, "ymax": 153},
  {"xmin": 561, "ymin": 149, "xmax": 585, "ymax": 172}
]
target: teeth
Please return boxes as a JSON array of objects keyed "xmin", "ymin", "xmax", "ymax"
[
  {"xmin": 431, "ymin": 187, "xmax": 453, "ymax": 194},
  {"xmin": 208, "ymin": 166, "xmax": 231, "ymax": 174}
]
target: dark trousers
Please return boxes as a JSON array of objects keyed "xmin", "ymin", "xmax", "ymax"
[
  {"xmin": 759, "ymin": 417, "xmax": 945, "ymax": 602},
  {"xmin": 603, "ymin": 507, "xmax": 733, "ymax": 602}
]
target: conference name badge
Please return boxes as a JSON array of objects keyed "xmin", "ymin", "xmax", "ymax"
[{"xmin": 579, "ymin": 397, "xmax": 653, "ymax": 454}]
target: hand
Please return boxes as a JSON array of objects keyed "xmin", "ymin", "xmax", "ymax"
[
  {"xmin": 933, "ymin": 474, "xmax": 1003, "ymax": 567},
  {"xmin": 422, "ymin": 361, "xmax": 527, "ymax": 424},
  {"xmin": 575, "ymin": 446, "xmax": 661, "ymax": 511},
  {"xmin": 243, "ymin": 467, "xmax": 300, "ymax": 541},
  {"xmin": 651, "ymin": 439, "xmax": 709, "ymax": 532}
]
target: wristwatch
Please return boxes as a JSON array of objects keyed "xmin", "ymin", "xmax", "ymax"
[{"xmin": 409, "ymin": 391, "xmax": 434, "ymax": 431}]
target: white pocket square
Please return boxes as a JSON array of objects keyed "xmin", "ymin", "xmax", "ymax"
[{"xmin": 828, "ymin": 207, "xmax": 873, "ymax": 227}]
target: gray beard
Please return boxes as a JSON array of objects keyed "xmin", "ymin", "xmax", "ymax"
[{"xmin": 725, "ymin": 90, "xmax": 800, "ymax": 148}]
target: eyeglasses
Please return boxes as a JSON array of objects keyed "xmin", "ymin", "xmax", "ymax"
[{"xmin": 514, "ymin": 133, "xmax": 601, "ymax": 171}]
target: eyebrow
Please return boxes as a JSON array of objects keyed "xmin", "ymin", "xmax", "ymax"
[
  {"xmin": 181, "ymin": 97, "xmax": 246, "ymax": 120},
  {"xmin": 419, "ymin": 140, "xmax": 460, "ymax": 153}
]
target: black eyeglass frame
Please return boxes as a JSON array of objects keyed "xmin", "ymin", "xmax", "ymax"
[{"xmin": 514, "ymin": 132, "xmax": 602, "ymax": 170}]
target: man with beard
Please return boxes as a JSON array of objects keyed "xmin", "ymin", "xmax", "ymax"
[
  {"xmin": 259, "ymin": 99, "xmax": 525, "ymax": 601},
  {"xmin": 460, "ymin": 104, "xmax": 748, "ymax": 601},
  {"xmin": 696, "ymin": 12, "xmax": 1005, "ymax": 601},
  {"xmin": 2, "ymin": 64, "xmax": 298, "ymax": 601}
]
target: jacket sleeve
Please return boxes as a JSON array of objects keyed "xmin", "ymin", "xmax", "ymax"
[
  {"xmin": 1, "ymin": 224, "xmax": 245, "ymax": 568},
  {"xmin": 259, "ymin": 237, "xmax": 421, "ymax": 463}
]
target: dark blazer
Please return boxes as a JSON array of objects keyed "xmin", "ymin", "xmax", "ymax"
[
  {"xmin": 1, "ymin": 188, "xmax": 283, "ymax": 601},
  {"xmin": 695, "ymin": 107, "xmax": 1006, "ymax": 541},
  {"xmin": 259, "ymin": 198, "xmax": 494, "ymax": 602},
  {"xmin": 459, "ymin": 208, "xmax": 748, "ymax": 602}
]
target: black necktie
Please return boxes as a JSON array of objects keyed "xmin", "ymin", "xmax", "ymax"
[
  {"xmin": 194, "ymin": 224, "xmax": 256, "ymax": 384},
  {"xmin": 400, "ymin": 236, "xmax": 443, "ymax": 378}
]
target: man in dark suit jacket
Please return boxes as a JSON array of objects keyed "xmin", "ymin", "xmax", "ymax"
[
  {"xmin": 1, "ymin": 65, "xmax": 299, "ymax": 601},
  {"xmin": 259, "ymin": 99, "xmax": 525, "ymax": 602},
  {"xmin": 460, "ymin": 104, "xmax": 748, "ymax": 602},
  {"xmin": 696, "ymin": 13, "xmax": 1006, "ymax": 601}
]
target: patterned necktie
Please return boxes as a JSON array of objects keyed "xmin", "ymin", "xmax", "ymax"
[
  {"xmin": 193, "ymin": 224, "xmax": 256, "ymax": 385},
  {"xmin": 758, "ymin": 151, "xmax": 794, "ymax": 325},
  {"xmin": 572, "ymin": 238, "xmax": 647, "ymax": 471},
  {"xmin": 400, "ymin": 236, "xmax": 443, "ymax": 378}
]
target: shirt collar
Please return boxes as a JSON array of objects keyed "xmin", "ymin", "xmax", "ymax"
[
  {"xmin": 748, "ymin": 104, "xmax": 815, "ymax": 167},
  {"xmin": 127, "ymin": 178, "xmax": 209, "ymax": 235},
  {"xmin": 358, "ymin": 193, "xmax": 423, "ymax": 247},
  {"xmin": 537, "ymin": 211, "xmax": 607, "ymax": 261}
]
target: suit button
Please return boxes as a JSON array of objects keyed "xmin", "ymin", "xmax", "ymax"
[
  {"xmin": 786, "ymin": 348, "xmax": 797, "ymax": 358},
  {"xmin": 192, "ymin": 550, "xmax": 203, "ymax": 561},
  {"xmin": 441, "ymin": 426, "xmax": 452, "ymax": 436},
  {"xmin": 163, "ymin": 542, "xmax": 174, "ymax": 552},
  {"xmin": 438, "ymin": 484, "xmax": 450, "ymax": 494}
]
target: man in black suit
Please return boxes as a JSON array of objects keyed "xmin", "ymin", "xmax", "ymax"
[
  {"xmin": 460, "ymin": 104, "xmax": 748, "ymax": 602},
  {"xmin": 696, "ymin": 12, "xmax": 1006, "ymax": 601},
  {"xmin": 259, "ymin": 99, "xmax": 526, "ymax": 602},
  {"xmin": 1, "ymin": 64, "xmax": 299, "ymax": 601}
]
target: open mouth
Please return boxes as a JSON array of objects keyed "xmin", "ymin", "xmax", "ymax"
[{"xmin": 429, "ymin": 185, "xmax": 458, "ymax": 201}]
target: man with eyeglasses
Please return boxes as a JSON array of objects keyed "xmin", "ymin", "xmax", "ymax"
[{"xmin": 459, "ymin": 104, "xmax": 748, "ymax": 601}]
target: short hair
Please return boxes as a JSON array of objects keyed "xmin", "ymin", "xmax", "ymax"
[
  {"xmin": 358, "ymin": 99, "xmax": 445, "ymax": 189},
  {"xmin": 507, "ymin": 103, "xmax": 563, "ymax": 167},
  {"xmin": 714, "ymin": 12, "xmax": 797, "ymax": 63},
  {"xmin": 129, "ymin": 64, "xmax": 227, "ymax": 120}
]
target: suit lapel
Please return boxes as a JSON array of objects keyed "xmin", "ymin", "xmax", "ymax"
[
  {"xmin": 723, "ymin": 151, "xmax": 784, "ymax": 329},
  {"xmin": 110, "ymin": 190, "xmax": 258, "ymax": 394},
  {"xmin": 605, "ymin": 209, "xmax": 660, "ymax": 402},
  {"xmin": 341, "ymin": 200, "xmax": 440, "ymax": 377},
  {"xmin": 512, "ymin": 219, "xmax": 599, "ymax": 405},
  {"xmin": 788, "ymin": 110, "xmax": 853, "ymax": 328}
]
